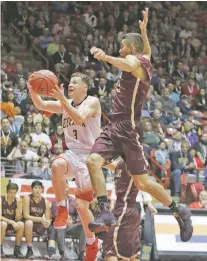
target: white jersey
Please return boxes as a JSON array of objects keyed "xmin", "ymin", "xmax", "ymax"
[{"xmin": 62, "ymin": 96, "xmax": 102, "ymax": 157}]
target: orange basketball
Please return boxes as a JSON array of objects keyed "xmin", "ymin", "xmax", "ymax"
[{"xmin": 28, "ymin": 70, "xmax": 58, "ymax": 97}]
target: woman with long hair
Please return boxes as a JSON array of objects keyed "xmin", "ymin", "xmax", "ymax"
[
  {"xmin": 19, "ymin": 112, "xmax": 34, "ymax": 135},
  {"xmin": 50, "ymin": 125, "xmax": 67, "ymax": 154}
]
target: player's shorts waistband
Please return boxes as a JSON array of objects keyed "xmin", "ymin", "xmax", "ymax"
[{"xmin": 110, "ymin": 115, "xmax": 140, "ymax": 122}]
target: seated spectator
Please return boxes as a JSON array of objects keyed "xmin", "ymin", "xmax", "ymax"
[
  {"xmin": 96, "ymin": 77, "xmax": 111, "ymax": 98},
  {"xmin": 50, "ymin": 125, "xmax": 67, "ymax": 154},
  {"xmin": 0, "ymin": 183, "xmax": 24, "ymax": 258},
  {"xmin": 143, "ymin": 90, "xmax": 154, "ymax": 115},
  {"xmin": 51, "ymin": 195, "xmax": 86, "ymax": 260},
  {"xmin": 196, "ymin": 133, "xmax": 207, "ymax": 166},
  {"xmin": 189, "ymin": 148, "xmax": 205, "ymax": 169},
  {"xmin": 13, "ymin": 78, "xmax": 28, "ymax": 105},
  {"xmin": 84, "ymin": 6, "xmax": 97, "ymax": 28},
  {"xmin": 33, "ymin": 107, "xmax": 43, "ymax": 124},
  {"xmin": 30, "ymin": 122, "xmax": 52, "ymax": 151},
  {"xmin": 24, "ymin": 15, "xmax": 43, "ymax": 49},
  {"xmin": 177, "ymin": 94, "xmax": 193, "ymax": 115},
  {"xmin": 163, "ymin": 52, "xmax": 176, "ymax": 76},
  {"xmin": 50, "ymin": 143, "xmax": 63, "ymax": 163},
  {"xmin": 35, "ymin": 157, "xmax": 52, "ymax": 180},
  {"xmin": 52, "ymin": 43, "xmax": 71, "ymax": 76},
  {"xmin": 23, "ymin": 181, "xmax": 60, "ymax": 259},
  {"xmin": 189, "ymin": 190, "xmax": 207, "ymax": 209},
  {"xmin": 4, "ymin": 55, "xmax": 17, "ymax": 74},
  {"xmin": 47, "ymin": 34, "xmax": 60, "ymax": 56},
  {"xmin": 194, "ymin": 88, "xmax": 207, "ymax": 111},
  {"xmin": 71, "ymin": 56, "xmax": 85, "ymax": 73},
  {"xmin": 52, "ymin": 16, "xmax": 71, "ymax": 37},
  {"xmin": 12, "ymin": 140, "xmax": 38, "ymax": 174},
  {"xmin": 174, "ymin": 79, "xmax": 183, "ymax": 95},
  {"xmin": 1, "ymin": 117, "xmax": 19, "ymax": 165},
  {"xmin": 42, "ymin": 116, "xmax": 54, "ymax": 137},
  {"xmin": 155, "ymin": 141, "xmax": 170, "ymax": 179},
  {"xmin": 151, "ymin": 109, "xmax": 166, "ymax": 139},
  {"xmin": 182, "ymin": 120, "xmax": 199, "ymax": 148},
  {"xmin": 168, "ymin": 107, "xmax": 183, "ymax": 129},
  {"xmin": 37, "ymin": 144, "xmax": 49, "ymax": 160},
  {"xmin": 168, "ymin": 83, "xmax": 180, "ymax": 104},
  {"xmin": 106, "ymin": 66, "xmax": 120, "ymax": 84},
  {"xmin": 19, "ymin": 112, "xmax": 34, "ymax": 135},
  {"xmin": 155, "ymin": 88, "xmax": 176, "ymax": 117},
  {"xmin": 39, "ymin": 28, "xmax": 53, "ymax": 54},
  {"xmin": 21, "ymin": 133, "xmax": 33, "ymax": 150},
  {"xmin": 171, "ymin": 141, "xmax": 194, "ymax": 199},
  {"xmin": 6, "ymin": 90, "xmax": 17, "ymax": 107},
  {"xmin": 199, "ymin": 71, "xmax": 207, "ymax": 89},
  {"xmin": 14, "ymin": 63, "xmax": 28, "ymax": 84},
  {"xmin": 182, "ymin": 76, "xmax": 199, "ymax": 99},
  {"xmin": 167, "ymin": 131, "xmax": 185, "ymax": 154},
  {"xmin": 172, "ymin": 61, "xmax": 187, "ymax": 80},
  {"xmin": 143, "ymin": 121, "xmax": 161, "ymax": 154}
]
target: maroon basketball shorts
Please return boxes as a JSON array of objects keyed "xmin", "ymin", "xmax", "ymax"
[
  {"xmin": 91, "ymin": 120, "xmax": 149, "ymax": 175},
  {"xmin": 103, "ymin": 204, "xmax": 141, "ymax": 260}
]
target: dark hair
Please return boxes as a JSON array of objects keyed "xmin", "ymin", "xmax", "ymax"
[
  {"xmin": 31, "ymin": 180, "xmax": 43, "ymax": 188},
  {"xmin": 21, "ymin": 133, "xmax": 32, "ymax": 145},
  {"xmin": 7, "ymin": 183, "xmax": 19, "ymax": 192},
  {"xmin": 121, "ymin": 33, "xmax": 143, "ymax": 53},
  {"xmin": 37, "ymin": 144, "xmax": 49, "ymax": 158},
  {"xmin": 71, "ymin": 72, "xmax": 90, "ymax": 87}
]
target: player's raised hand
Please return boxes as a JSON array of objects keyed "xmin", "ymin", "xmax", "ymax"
[
  {"xmin": 51, "ymin": 84, "xmax": 65, "ymax": 101},
  {"xmin": 138, "ymin": 7, "xmax": 148, "ymax": 32}
]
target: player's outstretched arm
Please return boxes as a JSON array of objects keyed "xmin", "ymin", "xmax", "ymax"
[
  {"xmin": 51, "ymin": 85, "xmax": 101, "ymax": 125},
  {"xmin": 139, "ymin": 7, "xmax": 151, "ymax": 59},
  {"xmin": 28, "ymin": 83, "xmax": 63, "ymax": 113},
  {"xmin": 90, "ymin": 47, "xmax": 140, "ymax": 72}
]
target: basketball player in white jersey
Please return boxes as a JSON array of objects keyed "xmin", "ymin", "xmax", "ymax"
[{"xmin": 28, "ymin": 72, "xmax": 102, "ymax": 261}]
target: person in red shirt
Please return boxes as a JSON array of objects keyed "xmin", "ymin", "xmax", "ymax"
[
  {"xmin": 182, "ymin": 76, "xmax": 199, "ymax": 99},
  {"xmin": 4, "ymin": 56, "xmax": 17, "ymax": 74},
  {"xmin": 190, "ymin": 149, "xmax": 205, "ymax": 169},
  {"xmin": 190, "ymin": 190, "xmax": 207, "ymax": 209}
]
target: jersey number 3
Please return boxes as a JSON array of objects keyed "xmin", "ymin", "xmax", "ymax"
[{"xmin": 73, "ymin": 130, "xmax": 77, "ymax": 140}]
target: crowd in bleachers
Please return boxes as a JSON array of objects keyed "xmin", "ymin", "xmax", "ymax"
[{"xmin": 1, "ymin": 1, "xmax": 207, "ymax": 207}]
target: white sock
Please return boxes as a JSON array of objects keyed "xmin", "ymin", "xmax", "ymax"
[
  {"xmin": 86, "ymin": 235, "xmax": 95, "ymax": 245},
  {"xmin": 57, "ymin": 200, "xmax": 67, "ymax": 207}
]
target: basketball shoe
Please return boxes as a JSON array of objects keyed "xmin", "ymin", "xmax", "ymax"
[
  {"xmin": 85, "ymin": 238, "xmax": 99, "ymax": 261},
  {"xmin": 54, "ymin": 206, "xmax": 69, "ymax": 229}
]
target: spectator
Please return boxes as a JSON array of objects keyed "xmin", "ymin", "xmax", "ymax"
[
  {"xmin": 42, "ymin": 116, "xmax": 54, "ymax": 137},
  {"xmin": 21, "ymin": 133, "xmax": 33, "ymax": 150},
  {"xmin": 35, "ymin": 157, "xmax": 52, "ymax": 180},
  {"xmin": 196, "ymin": 133, "xmax": 207, "ymax": 166},
  {"xmin": 168, "ymin": 83, "xmax": 180, "ymax": 104},
  {"xmin": 11, "ymin": 140, "xmax": 38, "ymax": 174},
  {"xmin": 39, "ymin": 28, "xmax": 53, "ymax": 54},
  {"xmin": 23, "ymin": 181, "xmax": 60, "ymax": 259},
  {"xmin": 167, "ymin": 131, "xmax": 185, "ymax": 154},
  {"xmin": 14, "ymin": 63, "xmax": 28, "ymax": 84},
  {"xmin": 155, "ymin": 88, "xmax": 176, "ymax": 117},
  {"xmin": 37, "ymin": 144, "xmax": 49, "ymax": 159},
  {"xmin": 173, "ymin": 61, "xmax": 187, "ymax": 80},
  {"xmin": 52, "ymin": 43, "xmax": 71, "ymax": 75},
  {"xmin": 25, "ymin": 15, "xmax": 42, "ymax": 49},
  {"xmin": 189, "ymin": 190, "xmax": 207, "ymax": 209},
  {"xmin": 155, "ymin": 141, "xmax": 170, "ymax": 179},
  {"xmin": 52, "ymin": 16, "xmax": 71, "ymax": 37},
  {"xmin": 150, "ymin": 109, "xmax": 166, "ymax": 139},
  {"xmin": 177, "ymin": 94, "xmax": 193, "ymax": 115},
  {"xmin": 143, "ymin": 121, "xmax": 161, "ymax": 154},
  {"xmin": 50, "ymin": 143, "xmax": 63, "ymax": 163},
  {"xmin": 182, "ymin": 77, "xmax": 199, "ymax": 98},
  {"xmin": 33, "ymin": 107, "xmax": 43, "ymax": 124},
  {"xmin": 19, "ymin": 112, "xmax": 34, "ymax": 135},
  {"xmin": 182, "ymin": 121, "xmax": 199, "ymax": 148},
  {"xmin": 47, "ymin": 34, "xmax": 60, "ymax": 56},
  {"xmin": 96, "ymin": 77, "xmax": 111, "ymax": 98},
  {"xmin": 30, "ymin": 122, "xmax": 52, "ymax": 151},
  {"xmin": 0, "ymin": 183, "xmax": 24, "ymax": 258},
  {"xmin": 194, "ymin": 88, "xmax": 207, "ymax": 111},
  {"xmin": 1, "ymin": 117, "xmax": 19, "ymax": 162},
  {"xmin": 163, "ymin": 52, "xmax": 176, "ymax": 76},
  {"xmin": 171, "ymin": 141, "xmax": 194, "ymax": 199},
  {"xmin": 4, "ymin": 55, "xmax": 17, "ymax": 74},
  {"xmin": 50, "ymin": 125, "xmax": 67, "ymax": 154},
  {"xmin": 189, "ymin": 148, "xmax": 205, "ymax": 169},
  {"xmin": 84, "ymin": 6, "xmax": 97, "ymax": 28},
  {"xmin": 6, "ymin": 90, "xmax": 16, "ymax": 107},
  {"xmin": 13, "ymin": 78, "xmax": 28, "ymax": 105}
]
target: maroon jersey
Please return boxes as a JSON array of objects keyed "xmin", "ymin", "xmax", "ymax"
[
  {"xmin": 114, "ymin": 161, "xmax": 138, "ymax": 208},
  {"xmin": 112, "ymin": 56, "xmax": 153, "ymax": 121},
  {"xmin": 1, "ymin": 196, "xmax": 17, "ymax": 220},
  {"xmin": 29, "ymin": 194, "xmax": 46, "ymax": 217}
]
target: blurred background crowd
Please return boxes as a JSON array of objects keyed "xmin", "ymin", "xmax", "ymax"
[{"xmin": 1, "ymin": 1, "xmax": 207, "ymax": 208}]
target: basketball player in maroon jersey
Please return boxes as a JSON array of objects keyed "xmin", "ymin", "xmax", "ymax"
[
  {"xmin": 23, "ymin": 181, "xmax": 60, "ymax": 260},
  {"xmin": 103, "ymin": 160, "xmax": 141, "ymax": 261},
  {"xmin": 0, "ymin": 183, "xmax": 24, "ymax": 258},
  {"xmin": 87, "ymin": 8, "xmax": 193, "ymax": 242}
]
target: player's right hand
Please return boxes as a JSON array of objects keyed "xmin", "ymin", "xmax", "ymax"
[{"xmin": 11, "ymin": 221, "xmax": 18, "ymax": 230}]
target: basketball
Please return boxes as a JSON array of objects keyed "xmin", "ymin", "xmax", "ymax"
[{"xmin": 28, "ymin": 70, "xmax": 58, "ymax": 97}]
